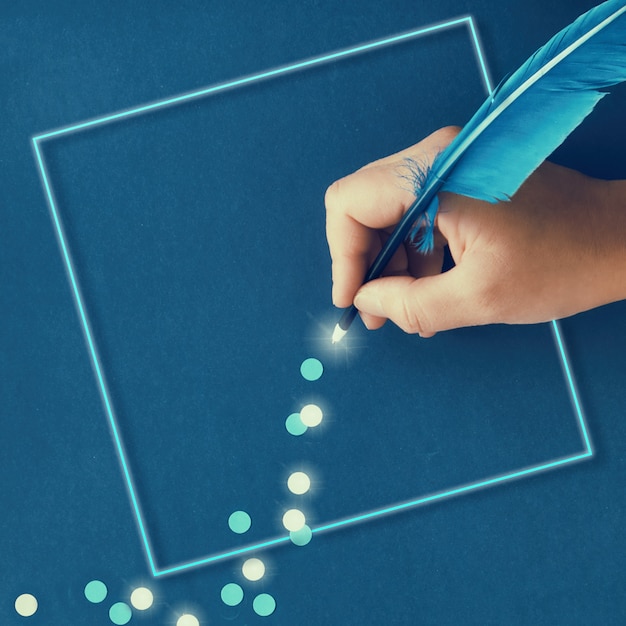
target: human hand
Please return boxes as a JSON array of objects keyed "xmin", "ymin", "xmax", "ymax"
[{"xmin": 325, "ymin": 127, "xmax": 626, "ymax": 337}]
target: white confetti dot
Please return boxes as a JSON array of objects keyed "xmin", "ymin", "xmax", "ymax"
[
  {"xmin": 130, "ymin": 587, "xmax": 154, "ymax": 610},
  {"xmin": 15, "ymin": 593, "xmax": 38, "ymax": 617},
  {"xmin": 242, "ymin": 557, "xmax": 266, "ymax": 582},
  {"xmin": 300, "ymin": 404, "xmax": 323, "ymax": 427},
  {"xmin": 176, "ymin": 614, "xmax": 200, "ymax": 626},
  {"xmin": 288, "ymin": 471, "xmax": 311, "ymax": 495},
  {"xmin": 283, "ymin": 508, "xmax": 306, "ymax": 532}
]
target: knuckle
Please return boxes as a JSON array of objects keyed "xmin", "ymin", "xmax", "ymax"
[
  {"xmin": 428, "ymin": 126, "xmax": 462, "ymax": 151},
  {"xmin": 438, "ymin": 125, "xmax": 462, "ymax": 141},
  {"xmin": 473, "ymin": 274, "xmax": 504, "ymax": 323},
  {"xmin": 324, "ymin": 178, "xmax": 344, "ymax": 213},
  {"xmin": 398, "ymin": 295, "xmax": 427, "ymax": 335}
]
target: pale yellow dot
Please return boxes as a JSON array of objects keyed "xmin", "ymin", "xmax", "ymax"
[
  {"xmin": 288, "ymin": 471, "xmax": 311, "ymax": 495},
  {"xmin": 242, "ymin": 557, "xmax": 265, "ymax": 582},
  {"xmin": 130, "ymin": 587, "xmax": 153, "ymax": 610},
  {"xmin": 300, "ymin": 404, "xmax": 323, "ymax": 427},
  {"xmin": 15, "ymin": 593, "xmax": 38, "ymax": 617},
  {"xmin": 176, "ymin": 614, "xmax": 200, "ymax": 626},
  {"xmin": 282, "ymin": 508, "xmax": 306, "ymax": 532}
]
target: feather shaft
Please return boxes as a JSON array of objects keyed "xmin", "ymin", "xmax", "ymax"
[{"xmin": 407, "ymin": 0, "xmax": 626, "ymax": 250}]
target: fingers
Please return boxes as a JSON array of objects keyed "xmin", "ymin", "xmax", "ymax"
[
  {"xmin": 325, "ymin": 127, "xmax": 461, "ymax": 309},
  {"xmin": 357, "ymin": 243, "xmax": 445, "ymax": 333},
  {"xmin": 353, "ymin": 264, "xmax": 491, "ymax": 336},
  {"xmin": 325, "ymin": 166, "xmax": 414, "ymax": 307}
]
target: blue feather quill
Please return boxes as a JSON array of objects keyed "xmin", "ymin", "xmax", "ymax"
[
  {"xmin": 333, "ymin": 0, "xmax": 626, "ymax": 341},
  {"xmin": 409, "ymin": 0, "xmax": 626, "ymax": 251}
]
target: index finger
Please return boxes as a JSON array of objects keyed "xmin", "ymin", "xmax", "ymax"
[
  {"xmin": 325, "ymin": 165, "xmax": 415, "ymax": 307},
  {"xmin": 325, "ymin": 127, "xmax": 458, "ymax": 308}
]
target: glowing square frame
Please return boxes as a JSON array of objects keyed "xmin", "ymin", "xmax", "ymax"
[{"xmin": 32, "ymin": 15, "xmax": 593, "ymax": 578}]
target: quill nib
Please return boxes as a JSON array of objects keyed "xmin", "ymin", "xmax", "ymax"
[{"xmin": 331, "ymin": 324, "xmax": 347, "ymax": 344}]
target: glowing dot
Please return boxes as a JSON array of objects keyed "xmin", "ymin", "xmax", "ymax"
[
  {"xmin": 130, "ymin": 587, "xmax": 153, "ymax": 611},
  {"xmin": 84, "ymin": 580, "xmax": 108, "ymax": 603},
  {"xmin": 287, "ymin": 471, "xmax": 311, "ymax": 495},
  {"xmin": 242, "ymin": 557, "xmax": 265, "ymax": 581},
  {"xmin": 285, "ymin": 412, "xmax": 307, "ymax": 436},
  {"xmin": 300, "ymin": 404, "xmax": 323, "ymax": 427},
  {"xmin": 290, "ymin": 524, "xmax": 313, "ymax": 546},
  {"xmin": 253, "ymin": 593, "xmax": 276, "ymax": 617},
  {"xmin": 221, "ymin": 583, "xmax": 244, "ymax": 607},
  {"xmin": 109, "ymin": 602, "xmax": 132, "ymax": 625},
  {"xmin": 300, "ymin": 357, "xmax": 323, "ymax": 381},
  {"xmin": 15, "ymin": 593, "xmax": 38, "ymax": 617},
  {"xmin": 228, "ymin": 510, "xmax": 251, "ymax": 534},
  {"xmin": 282, "ymin": 508, "xmax": 306, "ymax": 532},
  {"xmin": 176, "ymin": 615, "xmax": 200, "ymax": 626}
]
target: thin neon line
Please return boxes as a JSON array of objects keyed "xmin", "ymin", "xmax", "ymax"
[
  {"xmin": 153, "ymin": 450, "xmax": 592, "ymax": 575},
  {"xmin": 32, "ymin": 137, "xmax": 159, "ymax": 576},
  {"xmin": 312, "ymin": 452, "xmax": 591, "ymax": 534},
  {"xmin": 467, "ymin": 16, "xmax": 494, "ymax": 94},
  {"xmin": 31, "ymin": 16, "xmax": 593, "ymax": 578},
  {"xmin": 154, "ymin": 536, "xmax": 292, "ymax": 577},
  {"xmin": 32, "ymin": 17, "xmax": 469, "ymax": 142},
  {"xmin": 551, "ymin": 320, "xmax": 593, "ymax": 455}
]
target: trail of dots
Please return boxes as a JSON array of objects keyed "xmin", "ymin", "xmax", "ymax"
[{"xmin": 218, "ymin": 356, "xmax": 326, "ymax": 618}]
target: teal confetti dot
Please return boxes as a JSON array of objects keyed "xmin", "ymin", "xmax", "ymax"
[
  {"xmin": 285, "ymin": 412, "xmax": 307, "ymax": 436},
  {"xmin": 300, "ymin": 357, "xmax": 323, "ymax": 381},
  {"xmin": 84, "ymin": 580, "xmax": 108, "ymax": 604},
  {"xmin": 221, "ymin": 583, "xmax": 244, "ymax": 607},
  {"xmin": 290, "ymin": 524, "xmax": 313, "ymax": 546},
  {"xmin": 253, "ymin": 593, "xmax": 276, "ymax": 617},
  {"xmin": 228, "ymin": 510, "xmax": 252, "ymax": 534},
  {"xmin": 109, "ymin": 602, "xmax": 132, "ymax": 625}
]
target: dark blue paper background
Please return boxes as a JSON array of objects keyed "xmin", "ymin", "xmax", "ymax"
[{"xmin": 2, "ymin": 1, "xmax": 626, "ymax": 624}]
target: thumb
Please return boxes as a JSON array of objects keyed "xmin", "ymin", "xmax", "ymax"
[{"xmin": 353, "ymin": 267, "xmax": 484, "ymax": 336}]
